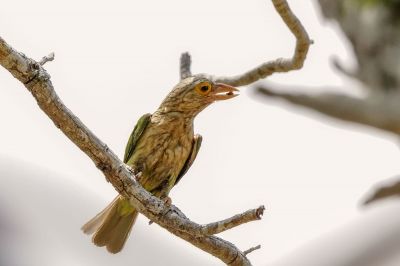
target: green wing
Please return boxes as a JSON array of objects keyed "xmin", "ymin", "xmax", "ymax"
[
  {"xmin": 123, "ymin": 113, "xmax": 151, "ymax": 163},
  {"xmin": 174, "ymin": 134, "xmax": 202, "ymax": 186}
]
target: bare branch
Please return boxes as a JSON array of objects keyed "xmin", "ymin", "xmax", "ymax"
[
  {"xmin": 363, "ymin": 177, "xmax": 400, "ymax": 205},
  {"xmin": 211, "ymin": 0, "xmax": 312, "ymax": 87},
  {"xmin": 200, "ymin": 206, "xmax": 265, "ymax": 235},
  {"xmin": 180, "ymin": 52, "xmax": 192, "ymax": 80},
  {"xmin": 331, "ymin": 56, "xmax": 359, "ymax": 80},
  {"xmin": 39, "ymin": 52, "xmax": 55, "ymax": 65},
  {"xmin": 0, "ymin": 36, "xmax": 255, "ymax": 266},
  {"xmin": 243, "ymin": 245, "xmax": 261, "ymax": 256},
  {"xmin": 254, "ymin": 84, "xmax": 400, "ymax": 135}
]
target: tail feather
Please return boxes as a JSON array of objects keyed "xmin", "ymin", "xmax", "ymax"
[
  {"xmin": 82, "ymin": 197, "xmax": 119, "ymax": 235},
  {"xmin": 82, "ymin": 196, "xmax": 138, "ymax": 253},
  {"xmin": 92, "ymin": 201, "xmax": 121, "ymax": 247},
  {"xmin": 106, "ymin": 212, "xmax": 137, "ymax": 253}
]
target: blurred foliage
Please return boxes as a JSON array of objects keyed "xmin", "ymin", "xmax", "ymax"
[
  {"xmin": 358, "ymin": 0, "xmax": 400, "ymax": 7},
  {"xmin": 316, "ymin": 0, "xmax": 400, "ymax": 203},
  {"xmin": 357, "ymin": 0, "xmax": 400, "ymax": 17}
]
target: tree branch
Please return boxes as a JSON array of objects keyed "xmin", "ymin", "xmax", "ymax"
[
  {"xmin": 243, "ymin": 245, "xmax": 261, "ymax": 256},
  {"xmin": 363, "ymin": 177, "xmax": 400, "ymax": 205},
  {"xmin": 209, "ymin": 0, "xmax": 312, "ymax": 87},
  {"xmin": 200, "ymin": 206, "xmax": 265, "ymax": 235},
  {"xmin": 0, "ymin": 36, "xmax": 262, "ymax": 265},
  {"xmin": 39, "ymin": 52, "xmax": 55, "ymax": 66},
  {"xmin": 331, "ymin": 56, "xmax": 359, "ymax": 80},
  {"xmin": 180, "ymin": 52, "xmax": 192, "ymax": 80},
  {"xmin": 254, "ymin": 84, "xmax": 400, "ymax": 135}
]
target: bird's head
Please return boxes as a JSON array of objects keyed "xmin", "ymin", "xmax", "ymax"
[{"xmin": 157, "ymin": 75, "xmax": 239, "ymax": 118}]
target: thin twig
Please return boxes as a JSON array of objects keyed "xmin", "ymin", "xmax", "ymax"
[
  {"xmin": 39, "ymin": 52, "xmax": 55, "ymax": 65},
  {"xmin": 243, "ymin": 245, "xmax": 261, "ymax": 256},
  {"xmin": 211, "ymin": 0, "xmax": 311, "ymax": 87},
  {"xmin": 180, "ymin": 52, "xmax": 192, "ymax": 80},
  {"xmin": 200, "ymin": 206, "xmax": 265, "ymax": 235}
]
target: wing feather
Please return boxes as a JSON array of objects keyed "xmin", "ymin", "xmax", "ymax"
[
  {"xmin": 174, "ymin": 134, "xmax": 202, "ymax": 186},
  {"xmin": 123, "ymin": 113, "xmax": 151, "ymax": 163}
]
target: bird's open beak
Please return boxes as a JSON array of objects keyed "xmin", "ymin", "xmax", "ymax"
[{"xmin": 212, "ymin": 83, "xmax": 239, "ymax": 101}]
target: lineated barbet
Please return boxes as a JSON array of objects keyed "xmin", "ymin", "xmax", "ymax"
[{"xmin": 81, "ymin": 75, "xmax": 238, "ymax": 253}]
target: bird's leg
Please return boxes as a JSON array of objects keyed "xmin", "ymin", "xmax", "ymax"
[
  {"xmin": 162, "ymin": 196, "xmax": 172, "ymax": 206},
  {"xmin": 155, "ymin": 180, "xmax": 172, "ymax": 205},
  {"xmin": 148, "ymin": 184, "xmax": 172, "ymax": 225}
]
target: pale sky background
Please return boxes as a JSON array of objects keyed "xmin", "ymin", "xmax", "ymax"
[{"xmin": 1, "ymin": 0, "xmax": 400, "ymax": 265}]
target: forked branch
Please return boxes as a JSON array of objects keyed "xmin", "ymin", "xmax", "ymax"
[
  {"xmin": 221, "ymin": 0, "xmax": 310, "ymax": 86},
  {"xmin": 180, "ymin": 0, "xmax": 311, "ymax": 87},
  {"xmin": 1, "ymin": 0, "xmax": 310, "ymax": 265}
]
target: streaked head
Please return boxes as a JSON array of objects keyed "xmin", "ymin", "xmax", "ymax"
[{"xmin": 158, "ymin": 75, "xmax": 239, "ymax": 117}]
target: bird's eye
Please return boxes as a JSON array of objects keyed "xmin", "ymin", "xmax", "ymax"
[
  {"xmin": 201, "ymin": 86, "xmax": 209, "ymax": 92},
  {"xmin": 195, "ymin": 82, "xmax": 211, "ymax": 95}
]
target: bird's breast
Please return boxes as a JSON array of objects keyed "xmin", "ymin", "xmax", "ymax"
[{"xmin": 127, "ymin": 121, "xmax": 193, "ymax": 192}]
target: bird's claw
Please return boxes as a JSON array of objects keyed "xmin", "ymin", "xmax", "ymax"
[
  {"xmin": 126, "ymin": 165, "xmax": 135, "ymax": 174},
  {"xmin": 131, "ymin": 171, "xmax": 143, "ymax": 182},
  {"xmin": 162, "ymin": 196, "xmax": 172, "ymax": 206}
]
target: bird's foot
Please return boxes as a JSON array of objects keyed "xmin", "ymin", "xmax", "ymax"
[
  {"xmin": 162, "ymin": 196, "xmax": 172, "ymax": 206},
  {"xmin": 126, "ymin": 165, "xmax": 142, "ymax": 179},
  {"xmin": 129, "ymin": 169, "xmax": 143, "ymax": 182},
  {"xmin": 126, "ymin": 165, "xmax": 134, "ymax": 173}
]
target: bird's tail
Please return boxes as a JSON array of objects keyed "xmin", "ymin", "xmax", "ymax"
[{"xmin": 81, "ymin": 195, "xmax": 138, "ymax": 253}]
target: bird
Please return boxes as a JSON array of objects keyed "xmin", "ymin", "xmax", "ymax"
[{"xmin": 81, "ymin": 75, "xmax": 238, "ymax": 253}]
